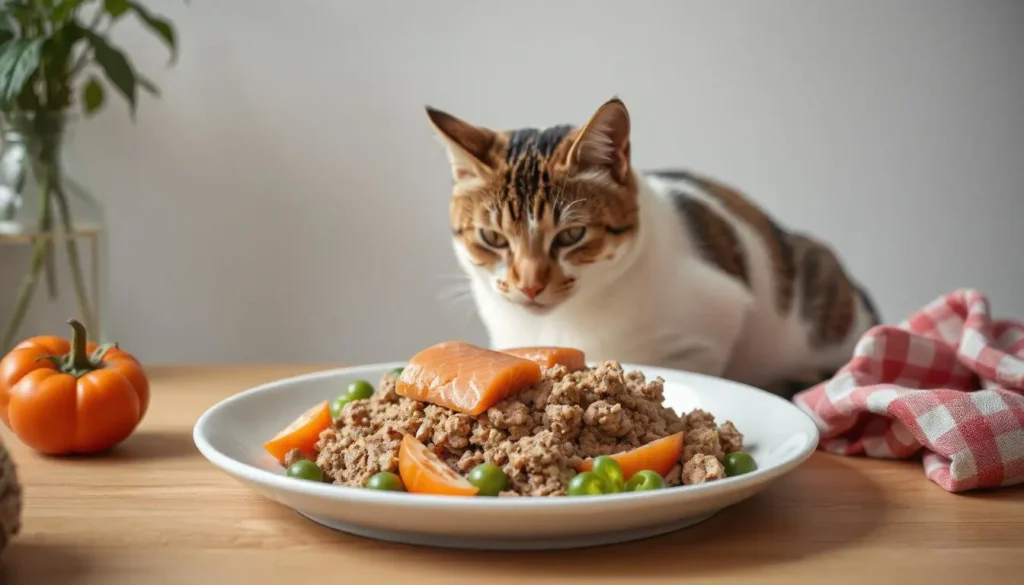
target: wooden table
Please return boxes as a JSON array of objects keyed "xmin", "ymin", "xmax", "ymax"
[{"xmin": 0, "ymin": 365, "xmax": 1021, "ymax": 585}]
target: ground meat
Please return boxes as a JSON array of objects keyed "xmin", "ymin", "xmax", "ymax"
[
  {"xmin": 283, "ymin": 448, "xmax": 310, "ymax": 467},
  {"xmin": 685, "ymin": 408, "xmax": 717, "ymax": 431},
  {"xmin": 504, "ymin": 430, "xmax": 578, "ymax": 496},
  {"xmin": 583, "ymin": 401, "xmax": 632, "ymax": 437},
  {"xmin": 488, "ymin": 400, "xmax": 530, "ymax": 429},
  {"xmin": 456, "ymin": 450, "xmax": 485, "ymax": 472},
  {"xmin": 315, "ymin": 363, "xmax": 739, "ymax": 496},
  {"xmin": 718, "ymin": 420, "xmax": 744, "ymax": 454},
  {"xmin": 682, "ymin": 427, "xmax": 725, "ymax": 462},
  {"xmin": 544, "ymin": 404, "xmax": 584, "ymax": 440},
  {"xmin": 432, "ymin": 412, "xmax": 473, "ymax": 452},
  {"xmin": 682, "ymin": 454, "xmax": 726, "ymax": 484},
  {"xmin": 315, "ymin": 373, "xmax": 425, "ymax": 487},
  {"xmin": 488, "ymin": 400, "xmax": 532, "ymax": 440},
  {"xmin": 469, "ymin": 418, "xmax": 508, "ymax": 451},
  {"xmin": 664, "ymin": 463, "xmax": 683, "ymax": 487}
]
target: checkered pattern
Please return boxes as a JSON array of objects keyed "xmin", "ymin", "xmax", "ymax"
[{"xmin": 793, "ymin": 289, "xmax": 1024, "ymax": 492}]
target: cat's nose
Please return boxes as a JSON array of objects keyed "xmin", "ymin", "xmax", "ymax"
[{"xmin": 519, "ymin": 284, "xmax": 545, "ymax": 300}]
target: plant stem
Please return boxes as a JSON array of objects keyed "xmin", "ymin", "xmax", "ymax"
[
  {"xmin": 42, "ymin": 187, "xmax": 58, "ymax": 300},
  {"xmin": 66, "ymin": 10, "xmax": 106, "ymax": 83},
  {"xmin": 35, "ymin": 47, "xmax": 58, "ymax": 300},
  {"xmin": 52, "ymin": 182, "xmax": 94, "ymax": 334},
  {"xmin": 66, "ymin": 49, "xmax": 92, "ymax": 83},
  {"xmin": 2, "ymin": 173, "xmax": 26, "ymax": 222},
  {"xmin": 0, "ymin": 172, "xmax": 51, "ymax": 352},
  {"xmin": 66, "ymin": 318, "xmax": 91, "ymax": 371}
]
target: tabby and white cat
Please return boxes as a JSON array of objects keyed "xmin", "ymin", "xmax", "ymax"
[{"xmin": 425, "ymin": 97, "xmax": 880, "ymax": 394}]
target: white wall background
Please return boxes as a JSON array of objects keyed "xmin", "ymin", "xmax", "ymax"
[{"xmin": 2, "ymin": 0, "xmax": 1022, "ymax": 365}]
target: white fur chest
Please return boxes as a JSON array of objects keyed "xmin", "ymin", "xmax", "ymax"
[{"xmin": 472, "ymin": 282, "xmax": 691, "ymax": 367}]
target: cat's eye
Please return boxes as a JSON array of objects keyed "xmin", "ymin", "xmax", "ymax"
[
  {"xmin": 553, "ymin": 226, "xmax": 587, "ymax": 247},
  {"xmin": 479, "ymin": 228, "xmax": 508, "ymax": 248}
]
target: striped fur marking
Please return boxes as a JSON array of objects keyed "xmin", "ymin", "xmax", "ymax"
[
  {"xmin": 502, "ymin": 126, "xmax": 576, "ymax": 223},
  {"xmin": 649, "ymin": 169, "xmax": 797, "ymax": 315},
  {"xmin": 792, "ymin": 233, "xmax": 857, "ymax": 346},
  {"xmin": 670, "ymin": 190, "xmax": 750, "ymax": 288},
  {"xmin": 507, "ymin": 126, "xmax": 574, "ymax": 161},
  {"xmin": 856, "ymin": 283, "xmax": 883, "ymax": 326}
]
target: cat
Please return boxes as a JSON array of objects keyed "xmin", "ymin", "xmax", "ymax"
[{"xmin": 425, "ymin": 97, "xmax": 881, "ymax": 395}]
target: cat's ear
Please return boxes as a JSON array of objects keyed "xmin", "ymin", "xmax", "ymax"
[
  {"xmin": 564, "ymin": 97, "xmax": 632, "ymax": 184},
  {"xmin": 425, "ymin": 106, "xmax": 498, "ymax": 185}
]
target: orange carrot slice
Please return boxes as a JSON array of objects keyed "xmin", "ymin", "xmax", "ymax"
[
  {"xmin": 397, "ymin": 341, "xmax": 542, "ymax": 416},
  {"xmin": 500, "ymin": 347, "xmax": 587, "ymax": 371},
  {"xmin": 398, "ymin": 434, "xmax": 479, "ymax": 496},
  {"xmin": 577, "ymin": 432, "xmax": 684, "ymax": 479},
  {"xmin": 263, "ymin": 401, "xmax": 333, "ymax": 464}
]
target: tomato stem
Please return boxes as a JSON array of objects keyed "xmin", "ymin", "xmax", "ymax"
[
  {"xmin": 90, "ymin": 343, "xmax": 117, "ymax": 363},
  {"xmin": 33, "ymin": 320, "xmax": 115, "ymax": 377},
  {"xmin": 67, "ymin": 318, "xmax": 92, "ymax": 372}
]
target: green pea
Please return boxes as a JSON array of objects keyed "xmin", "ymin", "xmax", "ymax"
[
  {"xmin": 568, "ymin": 471, "xmax": 610, "ymax": 496},
  {"xmin": 723, "ymin": 452, "xmax": 757, "ymax": 477},
  {"xmin": 329, "ymin": 395, "xmax": 353, "ymax": 418},
  {"xmin": 287, "ymin": 459, "xmax": 324, "ymax": 482},
  {"xmin": 467, "ymin": 463, "xmax": 508, "ymax": 496},
  {"xmin": 365, "ymin": 471, "xmax": 406, "ymax": 492},
  {"xmin": 591, "ymin": 456, "xmax": 625, "ymax": 492},
  {"xmin": 625, "ymin": 470, "xmax": 665, "ymax": 492},
  {"xmin": 346, "ymin": 380, "xmax": 375, "ymax": 400}
]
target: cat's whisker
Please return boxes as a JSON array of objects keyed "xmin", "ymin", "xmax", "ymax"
[
  {"xmin": 558, "ymin": 198, "xmax": 588, "ymax": 225},
  {"xmin": 554, "ymin": 172, "xmax": 572, "ymax": 211},
  {"xmin": 439, "ymin": 291, "xmax": 473, "ymax": 304},
  {"xmin": 433, "ymin": 273, "xmax": 476, "ymax": 305},
  {"xmin": 432, "ymin": 273, "xmax": 473, "ymax": 283},
  {"xmin": 436, "ymin": 280, "xmax": 474, "ymax": 306},
  {"xmin": 460, "ymin": 302, "xmax": 479, "ymax": 327},
  {"xmin": 438, "ymin": 290, "xmax": 473, "ymax": 306}
]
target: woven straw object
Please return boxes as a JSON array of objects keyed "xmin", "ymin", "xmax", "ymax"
[{"xmin": 0, "ymin": 436, "xmax": 21, "ymax": 554}]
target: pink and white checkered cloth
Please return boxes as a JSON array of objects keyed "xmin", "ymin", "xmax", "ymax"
[{"xmin": 793, "ymin": 289, "xmax": 1024, "ymax": 492}]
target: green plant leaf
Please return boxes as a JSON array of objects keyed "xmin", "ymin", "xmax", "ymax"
[
  {"xmin": 53, "ymin": 0, "xmax": 89, "ymax": 22},
  {"xmin": 36, "ymin": 18, "xmax": 88, "ymax": 109},
  {"xmin": 82, "ymin": 30, "xmax": 136, "ymax": 116},
  {"xmin": 5, "ymin": 4, "xmax": 37, "ymax": 35},
  {"xmin": 43, "ymin": 18, "xmax": 86, "ymax": 68},
  {"xmin": 0, "ymin": 37, "xmax": 44, "ymax": 109},
  {"xmin": 104, "ymin": 0, "xmax": 130, "ymax": 19},
  {"xmin": 53, "ymin": 18, "xmax": 87, "ymax": 74},
  {"xmin": 82, "ymin": 75, "xmax": 103, "ymax": 114},
  {"xmin": 128, "ymin": 1, "xmax": 176, "ymax": 63},
  {"xmin": 0, "ymin": 41, "xmax": 26, "ymax": 106},
  {"xmin": 136, "ymin": 72, "xmax": 159, "ymax": 97},
  {"xmin": 0, "ymin": 13, "xmax": 15, "ymax": 43}
]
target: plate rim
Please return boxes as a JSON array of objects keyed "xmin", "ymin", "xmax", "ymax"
[{"xmin": 192, "ymin": 361, "xmax": 820, "ymax": 510}]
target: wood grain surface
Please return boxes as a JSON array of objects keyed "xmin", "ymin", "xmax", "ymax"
[{"xmin": 0, "ymin": 365, "xmax": 1021, "ymax": 585}]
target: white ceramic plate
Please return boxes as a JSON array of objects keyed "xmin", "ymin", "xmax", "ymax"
[{"xmin": 193, "ymin": 362, "xmax": 819, "ymax": 550}]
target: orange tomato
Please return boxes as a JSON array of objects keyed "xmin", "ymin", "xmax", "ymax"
[
  {"xmin": 398, "ymin": 434, "xmax": 479, "ymax": 496},
  {"xmin": 0, "ymin": 319, "xmax": 149, "ymax": 455},
  {"xmin": 577, "ymin": 432, "xmax": 684, "ymax": 479},
  {"xmin": 263, "ymin": 401, "xmax": 333, "ymax": 464}
]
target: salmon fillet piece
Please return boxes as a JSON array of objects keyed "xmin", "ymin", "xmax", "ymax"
[
  {"xmin": 500, "ymin": 347, "xmax": 587, "ymax": 372},
  {"xmin": 396, "ymin": 341, "xmax": 543, "ymax": 416}
]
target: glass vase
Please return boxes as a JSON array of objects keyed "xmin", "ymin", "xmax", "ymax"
[{"xmin": 0, "ymin": 112, "xmax": 109, "ymax": 352}]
